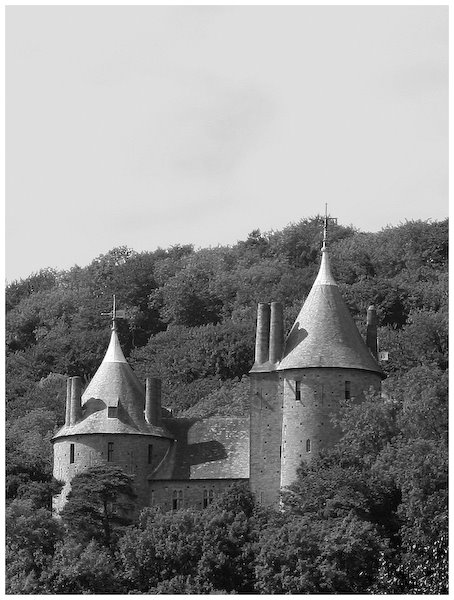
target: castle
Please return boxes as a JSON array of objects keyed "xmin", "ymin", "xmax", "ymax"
[{"xmin": 52, "ymin": 222, "xmax": 383, "ymax": 512}]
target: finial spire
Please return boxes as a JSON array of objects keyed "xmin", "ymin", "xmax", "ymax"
[
  {"xmin": 321, "ymin": 205, "xmax": 337, "ymax": 252},
  {"xmin": 101, "ymin": 295, "xmax": 126, "ymax": 331},
  {"xmin": 322, "ymin": 203, "xmax": 328, "ymax": 251}
]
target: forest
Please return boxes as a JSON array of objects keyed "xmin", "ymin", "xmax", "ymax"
[{"xmin": 5, "ymin": 216, "xmax": 448, "ymax": 593}]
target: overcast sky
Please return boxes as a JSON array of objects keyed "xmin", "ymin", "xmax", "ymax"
[{"xmin": 6, "ymin": 5, "xmax": 448, "ymax": 282}]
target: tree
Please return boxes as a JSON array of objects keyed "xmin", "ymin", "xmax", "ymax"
[
  {"xmin": 6, "ymin": 408, "xmax": 63, "ymax": 508},
  {"xmin": 118, "ymin": 508, "xmax": 205, "ymax": 592},
  {"xmin": 6, "ymin": 499, "xmax": 63, "ymax": 594},
  {"xmin": 60, "ymin": 465, "xmax": 137, "ymax": 547},
  {"xmin": 40, "ymin": 539, "xmax": 124, "ymax": 594}
]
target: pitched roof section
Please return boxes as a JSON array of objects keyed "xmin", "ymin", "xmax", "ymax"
[
  {"xmin": 150, "ymin": 417, "xmax": 250, "ymax": 480},
  {"xmin": 278, "ymin": 248, "xmax": 383, "ymax": 374}
]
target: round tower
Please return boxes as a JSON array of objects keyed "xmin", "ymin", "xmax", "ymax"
[
  {"xmin": 249, "ymin": 216, "xmax": 384, "ymax": 504},
  {"xmin": 277, "ymin": 245, "xmax": 383, "ymax": 488},
  {"xmin": 52, "ymin": 318, "xmax": 174, "ymax": 513}
]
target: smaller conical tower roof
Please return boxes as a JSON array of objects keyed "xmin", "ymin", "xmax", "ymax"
[
  {"xmin": 278, "ymin": 243, "xmax": 382, "ymax": 375},
  {"xmin": 53, "ymin": 315, "xmax": 173, "ymax": 440},
  {"xmin": 81, "ymin": 324, "xmax": 146, "ymax": 426}
]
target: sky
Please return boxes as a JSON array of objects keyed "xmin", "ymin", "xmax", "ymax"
[{"xmin": 5, "ymin": 5, "xmax": 448, "ymax": 283}]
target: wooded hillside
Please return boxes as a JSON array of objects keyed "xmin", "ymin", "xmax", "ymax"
[{"xmin": 6, "ymin": 216, "xmax": 448, "ymax": 593}]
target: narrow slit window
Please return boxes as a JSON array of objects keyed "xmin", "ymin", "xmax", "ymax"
[
  {"xmin": 70, "ymin": 443, "xmax": 75, "ymax": 464},
  {"xmin": 295, "ymin": 380, "xmax": 301, "ymax": 401},
  {"xmin": 306, "ymin": 439, "xmax": 311, "ymax": 453},
  {"xmin": 345, "ymin": 381, "xmax": 351, "ymax": 400},
  {"xmin": 107, "ymin": 442, "xmax": 114, "ymax": 462},
  {"xmin": 203, "ymin": 489, "xmax": 208, "ymax": 508},
  {"xmin": 148, "ymin": 444, "xmax": 153, "ymax": 465}
]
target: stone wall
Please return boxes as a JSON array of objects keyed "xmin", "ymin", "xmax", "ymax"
[
  {"xmin": 149, "ymin": 479, "xmax": 247, "ymax": 511},
  {"xmin": 52, "ymin": 433, "xmax": 173, "ymax": 513},
  {"xmin": 280, "ymin": 367, "xmax": 381, "ymax": 488},
  {"xmin": 249, "ymin": 372, "xmax": 284, "ymax": 506}
]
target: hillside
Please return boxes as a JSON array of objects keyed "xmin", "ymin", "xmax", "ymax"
[{"xmin": 5, "ymin": 216, "xmax": 448, "ymax": 593}]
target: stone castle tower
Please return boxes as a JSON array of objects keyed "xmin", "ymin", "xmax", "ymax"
[
  {"xmin": 52, "ymin": 311, "xmax": 174, "ymax": 512},
  {"xmin": 249, "ymin": 221, "xmax": 384, "ymax": 505}
]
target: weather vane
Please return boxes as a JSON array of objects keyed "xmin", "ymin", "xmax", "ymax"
[{"xmin": 101, "ymin": 295, "xmax": 126, "ymax": 330}]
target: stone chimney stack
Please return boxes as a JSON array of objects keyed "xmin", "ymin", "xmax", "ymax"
[
  {"xmin": 65, "ymin": 377, "xmax": 72, "ymax": 426},
  {"xmin": 145, "ymin": 377, "xmax": 162, "ymax": 427},
  {"xmin": 269, "ymin": 302, "xmax": 284, "ymax": 364},
  {"xmin": 69, "ymin": 377, "xmax": 82, "ymax": 426},
  {"xmin": 254, "ymin": 303, "xmax": 271, "ymax": 365},
  {"xmin": 366, "ymin": 305, "xmax": 378, "ymax": 359}
]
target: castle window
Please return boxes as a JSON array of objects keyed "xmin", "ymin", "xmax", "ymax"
[
  {"xmin": 295, "ymin": 380, "xmax": 301, "ymax": 401},
  {"xmin": 107, "ymin": 442, "xmax": 114, "ymax": 462},
  {"xmin": 70, "ymin": 443, "xmax": 75, "ymax": 464},
  {"xmin": 148, "ymin": 445, "xmax": 153, "ymax": 465},
  {"xmin": 345, "ymin": 381, "xmax": 351, "ymax": 400},
  {"xmin": 203, "ymin": 489, "xmax": 215, "ymax": 508},
  {"xmin": 306, "ymin": 439, "xmax": 311, "ymax": 453},
  {"xmin": 172, "ymin": 490, "xmax": 183, "ymax": 510},
  {"xmin": 108, "ymin": 407, "xmax": 117, "ymax": 418}
]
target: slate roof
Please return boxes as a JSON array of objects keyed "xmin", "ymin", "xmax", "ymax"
[
  {"xmin": 53, "ymin": 326, "xmax": 173, "ymax": 440},
  {"xmin": 278, "ymin": 248, "xmax": 383, "ymax": 375},
  {"xmin": 150, "ymin": 417, "xmax": 250, "ymax": 480}
]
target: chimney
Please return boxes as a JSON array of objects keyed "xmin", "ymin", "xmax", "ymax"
[
  {"xmin": 70, "ymin": 376, "xmax": 82, "ymax": 426},
  {"xmin": 269, "ymin": 302, "xmax": 284, "ymax": 363},
  {"xmin": 65, "ymin": 377, "xmax": 72, "ymax": 426},
  {"xmin": 145, "ymin": 377, "xmax": 162, "ymax": 427},
  {"xmin": 255, "ymin": 303, "xmax": 271, "ymax": 365},
  {"xmin": 366, "ymin": 305, "xmax": 378, "ymax": 359}
]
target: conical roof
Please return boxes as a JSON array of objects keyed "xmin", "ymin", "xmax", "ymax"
[
  {"xmin": 277, "ymin": 248, "xmax": 382, "ymax": 374},
  {"xmin": 53, "ymin": 325, "xmax": 173, "ymax": 440},
  {"xmin": 80, "ymin": 327, "xmax": 146, "ymax": 425}
]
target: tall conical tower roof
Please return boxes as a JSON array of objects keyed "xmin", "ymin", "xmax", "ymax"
[{"xmin": 277, "ymin": 246, "xmax": 382, "ymax": 375}]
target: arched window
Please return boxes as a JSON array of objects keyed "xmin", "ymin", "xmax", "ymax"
[{"xmin": 306, "ymin": 439, "xmax": 311, "ymax": 453}]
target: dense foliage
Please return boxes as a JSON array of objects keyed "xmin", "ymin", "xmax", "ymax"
[{"xmin": 5, "ymin": 217, "xmax": 448, "ymax": 593}]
